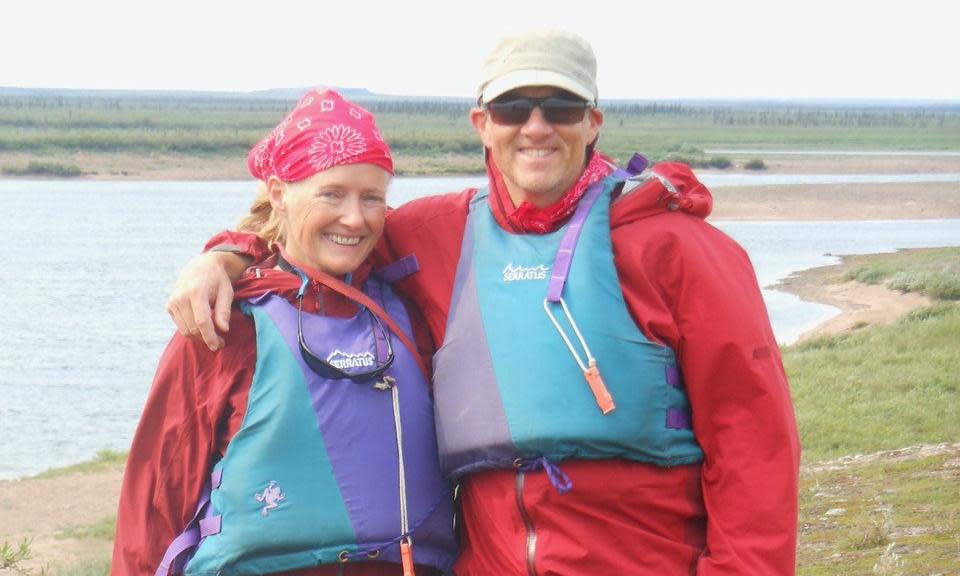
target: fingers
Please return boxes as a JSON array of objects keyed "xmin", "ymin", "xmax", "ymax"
[
  {"xmin": 165, "ymin": 295, "xmax": 193, "ymax": 337},
  {"xmin": 213, "ymin": 281, "xmax": 234, "ymax": 334},
  {"xmin": 166, "ymin": 252, "xmax": 242, "ymax": 352},
  {"xmin": 167, "ymin": 287, "xmax": 212, "ymax": 347},
  {"xmin": 190, "ymin": 290, "xmax": 224, "ymax": 352}
]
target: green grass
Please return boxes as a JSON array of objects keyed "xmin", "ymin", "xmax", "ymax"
[
  {"xmin": 56, "ymin": 517, "xmax": 116, "ymax": 541},
  {"xmin": 788, "ymin": 247, "xmax": 960, "ymax": 573},
  {"xmin": 1, "ymin": 161, "xmax": 83, "ymax": 177},
  {"xmin": 842, "ymin": 247, "xmax": 960, "ymax": 300},
  {"xmin": 655, "ymin": 143, "xmax": 732, "ymax": 168},
  {"xmin": 0, "ymin": 544, "xmax": 110, "ymax": 576},
  {"xmin": 785, "ymin": 303, "xmax": 960, "ymax": 461},
  {"xmin": 798, "ymin": 450, "xmax": 960, "ymax": 575},
  {"xmin": 51, "ymin": 560, "xmax": 111, "ymax": 576},
  {"xmin": 596, "ymin": 104, "xmax": 960, "ymax": 164},
  {"xmin": 1, "ymin": 538, "xmax": 32, "ymax": 569},
  {"xmin": 33, "ymin": 450, "xmax": 126, "ymax": 480},
  {"xmin": 785, "ymin": 248, "xmax": 960, "ymax": 461}
]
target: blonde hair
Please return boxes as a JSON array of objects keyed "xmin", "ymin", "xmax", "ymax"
[{"xmin": 236, "ymin": 181, "xmax": 285, "ymax": 250}]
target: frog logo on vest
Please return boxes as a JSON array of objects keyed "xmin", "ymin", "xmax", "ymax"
[
  {"xmin": 254, "ymin": 480, "xmax": 286, "ymax": 517},
  {"xmin": 326, "ymin": 350, "xmax": 376, "ymax": 369},
  {"xmin": 503, "ymin": 263, "xmax": 549, "ymax": 282}
]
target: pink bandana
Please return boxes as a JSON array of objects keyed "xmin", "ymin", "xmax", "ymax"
[{"xmin": 247, "ymin": 89, "xmax": 393, "ymax": 182}]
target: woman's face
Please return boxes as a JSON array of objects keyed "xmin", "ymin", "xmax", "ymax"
[{"xmin": 271, "ymin": 163, "xmax": 390, "ymax": 277}]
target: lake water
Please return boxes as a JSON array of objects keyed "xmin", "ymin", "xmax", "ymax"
[{"xmin": 1, "ymin": 176, "xmax": 959, "ymax": 480}]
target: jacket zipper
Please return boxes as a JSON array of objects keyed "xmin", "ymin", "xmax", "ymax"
[{"xmin": 515, "ymin": 469, "xmax": 538, "ymax": 576}]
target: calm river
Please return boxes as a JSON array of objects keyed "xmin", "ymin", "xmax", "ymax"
[{"xmin": 1, "ymin": 175, "xmax": 959, "ymax": 479}]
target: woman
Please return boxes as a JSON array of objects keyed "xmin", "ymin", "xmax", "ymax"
[{"xmin": 112, "ymin": 89, "xmax": 457, "ymax": 576}]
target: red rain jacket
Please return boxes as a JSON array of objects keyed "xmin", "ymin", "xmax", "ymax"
[{"xmin": 198, "ymin": 162, "xmax": 800, "ymax": 575}]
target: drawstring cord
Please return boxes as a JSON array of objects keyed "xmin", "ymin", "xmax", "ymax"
[{"xmin": 519, "ymin": 456, "xmax": 573, "ymax": 495}]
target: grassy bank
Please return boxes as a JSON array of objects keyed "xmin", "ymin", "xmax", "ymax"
[
  {"xmin": 33, "ymin": 450, "xmax": 127, "ymax": 480},
  {"xmin": 784, "ymin": 247, "xmax": 960, "ymax": 574},
  {"xmin": 2, "ymin": 92, "xmax": 958, "ymax": 177},
  {"xmin": 784, "ymin": 248, "xmax": 959, "ymax": 461},
  {"xmin": 840, "ymin": 246, "xmax": 960, "ymax": 300},
  {"xmin": 787, "ymin": 302, "xmax": 959, "ymax": 460}
]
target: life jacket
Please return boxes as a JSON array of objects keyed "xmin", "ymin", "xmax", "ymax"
[
  {"xmin": 433, "ymin": 169, "xmax": 704, "ymax": 480},
  {"xmin": 159, "ymin": 274, "xmax": 457, "ymax": 575}
]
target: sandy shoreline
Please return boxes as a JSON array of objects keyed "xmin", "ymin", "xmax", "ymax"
[
  {"xmin": 708, "ymin": 181, "xmax": 959, "ymax": 220},
  {"xmin": 772, "ymin": 257, "xmax": 936, "ymax": 342},
  {"xmin": 4, "ymin": 152, "xmax": 958, "ymax": 221}
]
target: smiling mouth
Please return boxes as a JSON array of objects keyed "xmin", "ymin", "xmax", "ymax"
[
  {"xmin": 519, "ymin": 148, "xmax": 555, "ymax": 158},
  {"xmin": 325, "ymin": 234, "xmax": 362, "ymax": 246}
]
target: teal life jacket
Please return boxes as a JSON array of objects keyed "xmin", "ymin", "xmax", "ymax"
[{"xmin": 432, "ymin": 173, "xmax": 704, "ymax": 480}]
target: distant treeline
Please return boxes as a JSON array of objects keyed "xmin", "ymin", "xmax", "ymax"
[{"xmin": 2, "ymin": 92, "xmax": 958, "ymax": 173}]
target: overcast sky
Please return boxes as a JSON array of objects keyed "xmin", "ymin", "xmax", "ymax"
[{"xmin": 4, "ymin": 0, "xmax": 957, "ymax": 100}]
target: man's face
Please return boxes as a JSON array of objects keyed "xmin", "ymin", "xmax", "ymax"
[{"xmin": 470, "ymin": 86, "xmax": 603, "ymax": 209}]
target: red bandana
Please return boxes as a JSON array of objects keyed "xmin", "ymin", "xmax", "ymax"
[
  {"xmin": 247, "ymin": 89, "xmax": 393, "ymax": 182},
  {"xmin": 488, "ymin": 151, "xmax": 614, "ymax": 234}
]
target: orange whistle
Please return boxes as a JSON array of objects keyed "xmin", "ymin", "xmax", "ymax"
[
  {"xmin": 584, "ymin": 363, "xmax": 615, "ymax": 414},
  {"xmin": 401, "ymin": 538, "xmax": 416, "ymax": 576}
]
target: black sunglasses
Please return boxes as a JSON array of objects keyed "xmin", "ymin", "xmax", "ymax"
[
  {"xmin": 297, "ymin": 294, "xmax": 395, "ymax": 383},
  {"xmin": 482, "ymin": 95, "xmax": 595, "ymax": 126}
]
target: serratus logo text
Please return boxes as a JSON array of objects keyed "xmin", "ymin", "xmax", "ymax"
[
  {"xmin": 326, "ymin": 350, "xmax": 376, "ymax": 369},
  {"xmin": 503, "ymin": 263, "xmax": 549, "ymax": 282}
]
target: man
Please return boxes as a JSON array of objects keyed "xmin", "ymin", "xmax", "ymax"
[{"xmin": 168, "ymin": 29, "xmax": 800, "ymax": 575}]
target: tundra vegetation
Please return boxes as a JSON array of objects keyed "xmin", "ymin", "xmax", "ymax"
[{"xmin": 1, "ymin": 91, "xmax": 958, "ymax": 177}]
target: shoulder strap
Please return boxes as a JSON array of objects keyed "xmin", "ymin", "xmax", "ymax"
[
  {"xmin": 372, "ymin": 254, "xmax": 420, "ymax": 284},
  {"xmin": 624, "ymin": 153, "xmax": 649, "ymax": 176}
]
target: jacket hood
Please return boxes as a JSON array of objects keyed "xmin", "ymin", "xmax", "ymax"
[{"xmin": 610, "ymin": 161, "xmax": 713, "ymax": 227}]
